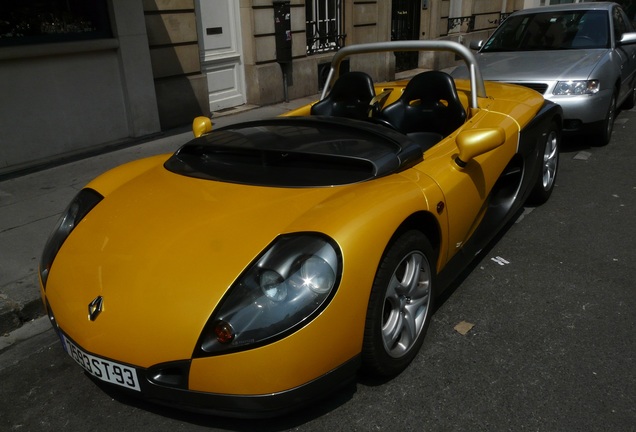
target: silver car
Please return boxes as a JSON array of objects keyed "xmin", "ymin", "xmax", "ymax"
[{"xmin": 453, "ymin": 2, "xmax": 636, "ymax": 145}]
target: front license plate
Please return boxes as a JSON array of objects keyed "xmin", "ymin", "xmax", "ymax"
[{"xmin": 62, "ymin": 334, "xmax": 141, "ymax": 392}]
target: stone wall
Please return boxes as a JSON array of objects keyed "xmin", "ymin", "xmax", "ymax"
[
  {"xmin": 143, "ymin": 0, "xmax": 209, "ymax": 129},
  {"xmin": 241, "ymin": 0, "xmax": 392, "ymax": 106},
  {"xmin": 0, "ymin": 0, "xmax": 160, "ymax": 177}
]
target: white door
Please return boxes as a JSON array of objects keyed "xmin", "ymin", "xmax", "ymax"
[{"xmin": 196, "ymin": 0, "xmax": 246, "ymax": 111}]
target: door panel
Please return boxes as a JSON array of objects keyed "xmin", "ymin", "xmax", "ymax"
[
  {"xmin": 613, "ymin": 6, "xmax": 636, "ymax": 103},
  {"xmin": 416, "ymin": 112, "xmax": 518, "ymax": 260}
]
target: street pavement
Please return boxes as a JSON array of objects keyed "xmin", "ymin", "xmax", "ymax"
[{"xmin": 0, "ymin": 95, "xmax": 319, "ymax": 341}]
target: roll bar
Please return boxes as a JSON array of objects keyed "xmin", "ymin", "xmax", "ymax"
[{"xmin": 320, "ymin": 40, "xmax": 486, "ymax": 110}]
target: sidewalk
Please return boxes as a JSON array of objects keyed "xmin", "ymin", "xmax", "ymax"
[{"xmin": 0, "ymin": 95, "xmax": 319, "ymax": 337}]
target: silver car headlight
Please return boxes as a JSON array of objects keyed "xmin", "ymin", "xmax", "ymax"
[
  {"xmin": 553, "ymin": 80, "xmax": 599, "ymax": 96},
  {"xmin": 195, "ymin": 233, "xmax": 342, "ymax": 356},
  {"xmin": 39, "ymin": 188, "xmax": 103, "ymax": 289}
]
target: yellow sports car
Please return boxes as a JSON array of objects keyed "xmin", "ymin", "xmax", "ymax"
[{"xmin": 39, "ymin": 41, "xmax": 562, "ymax": 417}]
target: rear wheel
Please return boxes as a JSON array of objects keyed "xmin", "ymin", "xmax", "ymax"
[
  {"xmin": 362, "ymin": 231, "xmax": 435, "ymax": 377},
  {"xmin": 527, "ymin": 121, "xmax": 560, "ymax": 205}
]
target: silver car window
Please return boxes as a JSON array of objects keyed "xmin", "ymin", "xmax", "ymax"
[{"xmin": 613, "ymin": 6, "xmax": 633, "ymax": 41}]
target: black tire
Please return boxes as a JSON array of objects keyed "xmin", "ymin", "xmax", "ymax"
[
  {"xmin": 362, "ymin": 230, "xmax": 435, "ymax": 377},
  {"xmin": 527, "ymin": 121, "xmax": 560, "ymax": 205},
  {"xmin": 596, "ymin": 92, "xmax": 617, "ymax": 146}
]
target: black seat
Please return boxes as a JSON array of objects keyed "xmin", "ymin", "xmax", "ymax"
[
  {"xmin": 310, "ymin": 72, "xmax": 376, "ymax": 120},
  {"xmin": 377, "ymin": 71, "xmax": 466, "ymax": 138}
]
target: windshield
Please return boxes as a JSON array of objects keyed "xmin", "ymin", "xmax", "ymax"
[{"xmin": 482, "ymin": 10, "xmax": 609, "ymax": 52}]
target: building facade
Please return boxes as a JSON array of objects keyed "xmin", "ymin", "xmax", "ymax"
[{"xmin": 2, "ymin": 0, "xmax": 632, "ymax": 176}]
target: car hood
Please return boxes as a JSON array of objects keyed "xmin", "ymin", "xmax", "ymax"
[
  {"xmin": 461, "ymin": 49, "xmax": 607, "ymax": 82},
  {"xmin": 46, "ymin": 162, "xmax": 361, "ymax": 366}
]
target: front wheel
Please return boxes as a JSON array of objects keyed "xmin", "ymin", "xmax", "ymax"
[
  {"xmin": 362, "ymin": 231, "xmax": 435, "ymax": 377},
  {"xmin": 595, "ymin": 92, "xmax": 617, "ymax": 146},
  {"xmin": 527, "ymin": 121, "xmax": 560, "ymax": 205}
]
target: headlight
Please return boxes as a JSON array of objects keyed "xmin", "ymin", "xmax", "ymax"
[
  {"xmin": 553, "ymin": 80, "xmax": 599, "ymax": 96},
  {"xmin": 195, "ymin": 233, "xmax": 342, "ymax": 356},
  {"xmin": 39, "ymin": 188, "xmax": 103, "ymax": 288}
]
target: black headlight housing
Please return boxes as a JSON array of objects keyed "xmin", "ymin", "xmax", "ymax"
[
  {"xmin": 39, "ymin": 188, "xmax": 103, "ymax": 289},
  {"xmin": 194, "ymin": 233, "xmax": 342, "ymax": 357}
]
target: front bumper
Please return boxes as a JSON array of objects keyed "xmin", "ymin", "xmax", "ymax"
[
  {"xmin": 500, "ymin": 81, "xmax": 612, "ymax": 133},
  {"xmin": 45, "ymin": 300, "xmax": 359, "ymax": 418},
  {"xmin": 546, "ymin": 89, "xmax": 612, "ymax": 132},
  {"xmin": 136, "ymin": 355, "xmax": 360, "ymax": 418}
]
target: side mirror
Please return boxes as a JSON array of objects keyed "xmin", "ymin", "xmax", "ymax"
[
  {"xmin": 454, "ymin": 127, "xmax": 506, "ymax": 168},
  {"xmin": 469, "ymin": 40, "xmax": 484, "ymax": 50},
  {"xmin": 619, "ymin": 32, "xmax": 636, "ymax": 46},
  {"xmin": 192, "ymin": 116, "xmax": 213, "ymax": 138}
]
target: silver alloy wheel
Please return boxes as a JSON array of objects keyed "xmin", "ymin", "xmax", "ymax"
[
  {"xmin": 542, "ymin": 129, "xmax": 559, "ymax": 190},
  {"xmin": 381, "ymin": 250, "xmax": 432, "ymax": 358}
]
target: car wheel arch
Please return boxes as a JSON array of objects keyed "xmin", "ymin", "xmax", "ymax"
[
  {"xmin": 614, "ymin": 79, "xmax": 621, "ymax": 102},
  {"xmin": 489, "ymin": 153, "xmax": 525, "ymax": 209},
  {"xmin": 382, "ymin": 211, "xmax": 442, "ymax": 271}
]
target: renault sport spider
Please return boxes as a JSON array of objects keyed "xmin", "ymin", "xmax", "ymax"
[{"xmin": 40, "ymin": 41, "xmax": 562, "ymax": 418}]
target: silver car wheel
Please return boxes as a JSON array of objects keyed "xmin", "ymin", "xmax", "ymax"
[
  {"xmin": 527, "ymin": 120, "xmax": 560, "ymax": 205},
  {"xmin": 542, "ymin": 129, "xmax": 559, "ymax": 190},
  {"xmin": 362, "ymin": 231, "xmax": 435, "ymax": 377},
  {"xmin": 381, "ymin": 250, "xmax": 431, "ymax": 358}
]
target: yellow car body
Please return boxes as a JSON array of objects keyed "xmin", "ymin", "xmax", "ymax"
[{"xmin": 39, "ymin": 41, "xmax": 562, "ymax": 417}]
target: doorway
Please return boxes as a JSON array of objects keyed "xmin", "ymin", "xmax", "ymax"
[
  {"xmin": 391, "ymin": 0, "xmax": 422, "ymax": 72},
  {"xmin": 195, "ymin": 0, "xmax": 246, "ymax": 111}
]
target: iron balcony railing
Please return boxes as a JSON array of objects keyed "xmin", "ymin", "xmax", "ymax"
[{"xmin": 306, "ymin": 20, "xmax": 346, "ymax": 55}]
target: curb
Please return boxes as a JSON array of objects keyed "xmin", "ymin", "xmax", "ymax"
[
  {"xmin": 0, "ymin": 316, "xmax": 54, "ymax": 370},
  {"xmin": 0, "ymin": 295, "xmax": 45, "ymax": 336},
  {"xmin": 0, "ymin": 273, "xmax": 46, "ymax": 336}
]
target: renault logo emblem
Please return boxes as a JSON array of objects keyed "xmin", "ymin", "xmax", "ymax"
[{"xmin": 88, "ymin": 296, "xmax": 104, "ymax": 321}]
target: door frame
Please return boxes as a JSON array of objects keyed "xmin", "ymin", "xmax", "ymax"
[{"xmin": 195, "ymin": 0, "xmax": 247, "ymax": 111}]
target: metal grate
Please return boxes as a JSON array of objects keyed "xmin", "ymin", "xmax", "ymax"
[
  {"xmin": 512, "ymin": 82, "xmax": 549, "ymax": 94},
  {"xmin": 447, "ymin": 15, "xmax": 475, "ymax": 34},
  {"xmin": 306, "ymin": 0, "xmax": 345, "ymax": 55}
]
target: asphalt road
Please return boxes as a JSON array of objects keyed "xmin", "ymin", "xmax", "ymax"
[{"xmin": 1, "ymin": 108, "xmax": 635, "ymax": 432}]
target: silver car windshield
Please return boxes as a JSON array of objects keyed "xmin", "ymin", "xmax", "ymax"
[{"xmin": 482, "ymin": 10, "xmax": 609, "ymax": 52}]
